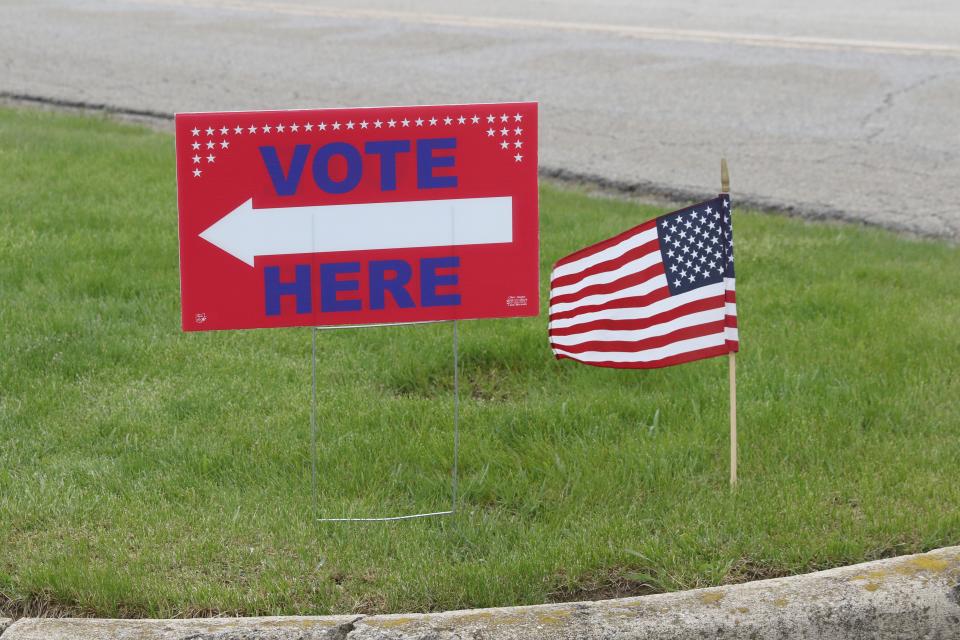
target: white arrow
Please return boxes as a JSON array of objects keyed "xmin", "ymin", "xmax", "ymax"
[{"xmin": 199, "ymin": 196, "xmax": 513, "ymax": 266}]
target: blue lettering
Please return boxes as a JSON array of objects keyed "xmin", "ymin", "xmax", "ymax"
[
  {"xmin": 259, "ymin": 144, "xmax": 310, "ymax": 196},
  {"xmin": 416, "ymin": 138, "xmax": 457, "ymax": 189},
  {"xmin": 312, "ymin": 142, "xmax": 363, "ymax": 194},
  {"xmin": 320, "ymin": 262, "xmax": 362, "ymax": 312},
  {"xmin": 264, "ymin": 265, "xmax": 312, "ymax": 316},
  {"xmin": 420, "ymin": 256, "xmax": 460, "ymax": 307},
  {"xmin": 364, "ymin": 140, "xmax": 411, "ymax": 191},
  {"xmin": 369, "ymin": 260, "xmax": 415, "ymax": 309}
]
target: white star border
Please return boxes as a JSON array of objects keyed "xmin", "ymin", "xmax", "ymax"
[{"xmin": 183, "ymin": 108, "xmax": 532, "ymax": 178}]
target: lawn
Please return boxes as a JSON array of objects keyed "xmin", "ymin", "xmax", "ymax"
[{"xmin": 0, "ymin": 107, "xmax": 958, "ymax": 618}]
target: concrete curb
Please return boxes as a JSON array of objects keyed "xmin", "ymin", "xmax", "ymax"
[{"xmin": 3, "ymin": 546, "xmax": 959, "ymax": 639}]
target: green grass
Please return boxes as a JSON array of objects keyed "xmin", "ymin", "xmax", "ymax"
[{"xmin": 1, "ymin": 106, "xmax": 958, "ymax": 619}]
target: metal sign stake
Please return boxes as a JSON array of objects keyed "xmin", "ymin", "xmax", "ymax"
[{"xmin": 311, "ymin": 321, "xmax": 460, "ymax": 522}]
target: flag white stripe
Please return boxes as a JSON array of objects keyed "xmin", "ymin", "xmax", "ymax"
[
  {"xmin": 549, "ymin": 274, "xmax": 667, "ymax": 315},
  {"xmin": 549, "ymin": 308, "xmax": 725, "ymax": 347},
  {"xmin": 724, "ymin": 277, "xmax": 738, "ymax": 344},
  {"xmin": 552, "ymin": 333, "xmax": 726, "ymax": 363},
  {"xmin": 549, "ymin": 282, "xmax": 725, "ymax": 330},
  {"xmin": 549, "ymin": 250, "xmax": 661, "ymax": 298},
  {"xmin": 551, "ymin": 227, "xmax": 659, "ymax": 279}
]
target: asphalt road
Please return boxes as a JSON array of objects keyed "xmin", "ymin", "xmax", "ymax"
[{"xmin": 2, "ymin": 0, "xmax": 959, "ymax": 238}]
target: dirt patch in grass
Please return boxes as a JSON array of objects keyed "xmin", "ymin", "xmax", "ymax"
[{"xmin": 547, "ymin": 568, "xmax": 663, "ymax": 603}]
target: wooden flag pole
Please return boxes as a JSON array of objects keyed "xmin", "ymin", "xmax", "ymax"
[
  {"xmin": 729, "ymin": 349, "xmax": 737, "ymax": 488},
  {"xmin": 722, "ymin": 158, "xmax": 737, "ymax": 488}
]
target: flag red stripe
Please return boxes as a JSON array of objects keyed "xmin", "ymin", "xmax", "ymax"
[
  {"xmin": 550, "ymin": 321, "xmax": 724, "ymax": 355},
  {"xmin": 725, "ymin": 274, "xmax": 737, "ymax": 352},
  {"xmin": 548, "ymin": 294, "xmax": 725, "ymax": 337},
  {"xmin": 550, "ymin": 238, "xmax": 660, "ymax": 289},
  {"xmin": 549, "ymin": 263, "xmax": 665, "ymax": 307},
  {"xmin": 553, "ymin": 219, "xmax": 657, "ymax": 268},
  {"xmin": 548, "ymin": 287, "xmax": 671, "ymax": 322},
  {"xmin": 555, "ymin": 344, "xmax": 729, "ymax": 369}
]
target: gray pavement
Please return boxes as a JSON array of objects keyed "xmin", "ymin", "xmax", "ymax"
[{"xmin": 2, "ymin": 0, "xmax": 959, "ymax": 239}]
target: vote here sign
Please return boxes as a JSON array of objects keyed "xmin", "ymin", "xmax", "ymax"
[{"xmin": 175, "ymin": 103, "xmax": 539, "ymax": 331}]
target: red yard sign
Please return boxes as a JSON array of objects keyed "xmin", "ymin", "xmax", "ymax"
[{"xmin": 175, "ymin": 103, "xmax": 539, "ymax": 331}]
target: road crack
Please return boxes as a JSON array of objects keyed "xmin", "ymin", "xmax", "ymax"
[{"xmin": 859, "ymin": 72, "xmax": 941, "ymax": 142}]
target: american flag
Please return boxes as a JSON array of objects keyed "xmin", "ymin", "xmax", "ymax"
[{"xmin": 549, "ymin": 195, "xmax": 738, "ymax": 369}]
